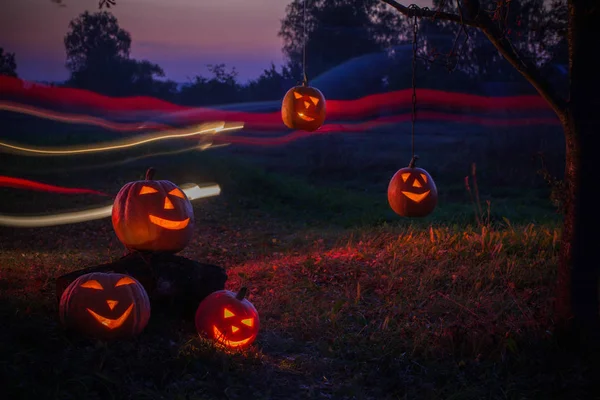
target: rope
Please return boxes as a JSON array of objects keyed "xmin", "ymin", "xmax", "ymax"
[{"xmin": 302, "ymin": 0, "xmax": 308, "ymax": 86}]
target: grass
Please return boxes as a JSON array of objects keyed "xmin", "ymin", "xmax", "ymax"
[{"xmin": 2, "ymin": 113, "xmax": 597, "ymax": 399}]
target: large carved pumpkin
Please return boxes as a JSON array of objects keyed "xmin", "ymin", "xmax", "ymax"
[
  {"xmin": 112, "ymin": 168, "xmax": 194, "ymax": 253},
  {"xmin": 195, "ymin": 287, "xmax": 259, "ymax": 350},
  {"xmin": 281, "ymin": 84, "xmax": 326, "ymax": 132},
  {"xmin": 59, "ymin": 272, "xmax": 151, "ymax": 340},
  {"xmin": 388, "ymin": 156, "xmax": 438, "ymax": 217}
]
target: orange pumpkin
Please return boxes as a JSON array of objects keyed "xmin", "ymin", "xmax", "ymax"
[
  {"xmin": 388, "ymin": 156, "xmax": 438, "ymax": 217},
  {"xmin": 59, "ymin": 272, "xmax": 151, "ymax": 340},
  {"xmin": 281, "ymin": 84, "xmax": 326, "ymax": 131},
  {"xmin": 112, "ymin": 168, "xmax": 194, "ymax": 253},
  {"xmin": 195, "ymin": 287, "xmax": 259, "ymax": 350}
]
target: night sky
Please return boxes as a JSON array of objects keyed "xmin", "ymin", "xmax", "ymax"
[{"xmin": 1, "ymin": 0, "xmax": 432, "ymax": 84}]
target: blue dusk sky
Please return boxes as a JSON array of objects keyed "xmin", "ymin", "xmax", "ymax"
[{"xmin": 1, "ymin": 0, "xmax": 432, "ymax": 83}]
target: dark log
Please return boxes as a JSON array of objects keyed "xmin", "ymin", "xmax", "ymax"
[{"xmin": 56, "ymin": 252, "xmax": 227, "ymax": 318}]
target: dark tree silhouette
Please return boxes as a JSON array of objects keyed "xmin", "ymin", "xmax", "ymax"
[
  {"xmin": 382, "ymin": 0, "xmax": 600, "ymax": 344},
  {"xmin": 245, "ymin": 63, "xmax": 296, "ymax": 101},
  {"xmin": 0, "ymin": 47, "xmax": 18, "ymax": 77},
  {"xmin": 279, "ymin": 0, "xmax": 406, "ymax": 80},
  {"xmin": 65, "ymin": 11, "xmax": 131, "ymax": 75},
  {"xmin": 179, "ymin": 64, "xmax": 243, "ymax": 106},
  {"xmin": 64, "ymin": 11, "xmax": 166, "ymax": 96},
  {"xmin": 424, "ymin": 0, "xmax": 567, "ymax": 84}
]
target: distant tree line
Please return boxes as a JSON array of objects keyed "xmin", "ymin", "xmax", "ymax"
[{"xmin": 1, "ymin": 0, "xmax": 566, "ymax": 104}]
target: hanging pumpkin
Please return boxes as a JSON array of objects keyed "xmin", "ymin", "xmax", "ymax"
[
  {"xmin": 112, "ymin": 168, "xmax": 194, "ymax": 253},
  {"xmin": 195, "ymin": 287, "xmax": 259, "ymax": 350},
  {"xmin": 388, "ymin": 155, "xmax": 438, "ymax": 217},
  {"xmin": 281, "ymin": 84, "xmax": 326, "ymax": 132},
  {"xmin": 59, "ymin": 272, "xmax": 151, "ymax": 340}
]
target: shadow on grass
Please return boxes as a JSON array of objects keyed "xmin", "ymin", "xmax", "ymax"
[{"xmin": 1, "ymin": 287, "xmax": 599, "ymax": 400}]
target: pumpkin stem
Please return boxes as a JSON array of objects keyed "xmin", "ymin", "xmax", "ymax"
[
  {"xmin": 408, "ymin": 155, "xmax": 419, "ymax": 168},
  {"xmin": 145, "ymin": 167, "xmax": 156, "ymax": 180},
  {"xmin": 235, "ymin": 287, "xmax": 248, "ymax": 301}
]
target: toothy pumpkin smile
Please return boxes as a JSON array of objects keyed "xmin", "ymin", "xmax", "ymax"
[
  {"xmin": 148, "ymin": 215, "xmax": 190, "ymax": 230},
  {"xmin": 86, "ymin": 303, "xmax": 134, "ymax": 330},
  {"xmin": 212, "ymin": 326, "xmax": 254, "ymax": 348}
]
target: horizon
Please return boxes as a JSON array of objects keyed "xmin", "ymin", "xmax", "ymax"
[{"xmin": 1, "ymin": 0, "xmax": 432, "ymax": 84}]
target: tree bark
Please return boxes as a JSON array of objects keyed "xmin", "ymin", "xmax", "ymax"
[{"xmin": 556, "ymin": 0, "xmax": 600, "ymax": 340}]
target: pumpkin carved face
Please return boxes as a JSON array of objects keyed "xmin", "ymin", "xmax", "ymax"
[
  {"xmin": 281, "ymin": 85, "xmax": 326, "ymax": 132},
  {"xmin": 59, "ymin": 272, "xmax": 151, "ymax": 340},
  {"xmin": 388, "ymin": 159, "xmax": 438, "ymax": 218},
  {"xmin": 112, "ymin": 168, "xmax": 194, "ymax": 253},
  {"xmin": 195, "ymin": 287, "xmax": 259, "ymax": 350}
]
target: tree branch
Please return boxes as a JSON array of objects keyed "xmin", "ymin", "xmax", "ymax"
[{"xmin": 380, "ymin": 0, "xmax": 567, "ymax": 119}]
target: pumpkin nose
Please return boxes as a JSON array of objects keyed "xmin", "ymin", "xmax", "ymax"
[
  {"xmin": 231, "ymin": 326, "xmax": 240, "ymax": 333},
  {"xmin": 164, "ymin": 197, "xmax": 174, "ymax": 209},
  {"xmin": 106, "ymin": 300, "xmax": 118, "ymax": 310},
  {"xmin": 413, "ymin": 180, "xmax": 422, "ymax": 188}
]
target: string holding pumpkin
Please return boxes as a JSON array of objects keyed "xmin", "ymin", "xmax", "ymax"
[
  {"xmin": 112, "ymin": 167, "xmax": 195, "ymax": 253},
  {"xmin": 387, "ymin": 11, "xmax": 438, "ymax": 218},
  {"xmin": 281, "ymin": 0, "xmax": 326, "ymax": 132},
  {"xmin": 195, "ymin": 286, "xmax": 260, "ymax": 350}
]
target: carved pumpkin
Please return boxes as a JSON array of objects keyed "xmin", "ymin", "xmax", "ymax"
[
  {"xmin": 281, "ymin": 84, "xmax": 326, "ymax": 132},
  {"xmin": 59, "ymin": 272, "xmax": 151, "ymax": 340},
  {"xmin": 388, "ymin": 156, "xmax": 438, "ymax": 217},
  {"xmin": 112, "ymin": 168, "xmax": 194, "ymax": 253},
  {"xmin": 195, "ymin": 287, "xmax": 259, "ymax": 350}
]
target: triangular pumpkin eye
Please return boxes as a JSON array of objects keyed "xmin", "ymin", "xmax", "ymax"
[
  {"xmin": 81, "ymin": 280, "xmax": 103, "ymax": 290},
  {"xmin": 241, "ymin": 318, "xmax": 254, "ymax": 327},
  {"xmin": 139, "ymin": 186, "xmax": 158, "ymax": 195},
  {"xmin": 224, "ymin": 308, "xmax": 235, "ymax": 318},
  {"xmin": 401, "ymin": 173, "xmax": 411, "ymax": 182},
  {"xmin": 420, "ymin": 173, "xmax": 428, "ymax": 183},
  {"xmin": 168, "ymin": 188, "xmax": 185, "ymax": 199},
  {"xmin": 115, "ymin": 276, "xmax": 136, "ymax": 287},
  {"xmin": 309, "ymin": 96, "xmax": 320, "ymax": 105},
  {"xmin": 294, "ymin": 92, "xmax": 303, "ymax": 99}
]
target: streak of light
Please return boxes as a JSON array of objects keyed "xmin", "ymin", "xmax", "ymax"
[
  {"xmin": 0, "ymin": 76, "xmax": 558, "ymax": 132},
  {"xmin": 179, "ymin": 183, "xmax": 221, "ymax": 201},
  {"xmin": 0, "ymin": 176, "xmax": 110, "ymax": 196},
  {"xmin": 0, "ymin": 183, "xmax": 221, "ymax": 227},
  {"xmin": 0, "ymin": 101, "xmax": 172, "ymax": 132},
  {"xmin": 210, "ymin": 112, "xmax": 560, "ymax": 147},
  {"xmin": 5, "ymin": 142, "xmax": 232, "ymax": 176},
  {"xmin": 0, "ymin": 121, "xmax": 243, "ymax": 156}
]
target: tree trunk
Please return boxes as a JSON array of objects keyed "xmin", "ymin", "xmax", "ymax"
[{"xmin": 555, "ymin": 0, "xmax": 600, "ymax": 341}]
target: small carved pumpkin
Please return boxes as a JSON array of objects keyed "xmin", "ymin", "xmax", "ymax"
[
  {"xmin": 112, "ymin": 168, "xmax": 194, "ymax": 253},
  {"xmin": 281, "ymin": 84, "xmax": 326, "ymax": 132},
  {"xmin": 59, "ymin": 272, "xmax": 151, "ymax": 340},
  {"xmin": 195, "ymin": 287, "xmax": 259, "ymax": 350},
  {"xmin": 388, "ymin": 156, "xmax": 438, "ymax": 217}
]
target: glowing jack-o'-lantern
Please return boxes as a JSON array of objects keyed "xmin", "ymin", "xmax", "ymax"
[
  {"xmin": 59, "ymin": 272, "xmax": 151, "ymax": 340},
  {"xmin": 281, "ymin": 84, "xmax": 326, "ymax": 132},
  {"xmin": 388, "ymin": 156, "xmax": 438, "ymax": 217},
  {"xmin": 195, "ymin": 287, "xmax": 260, "ymax": 350},
  {"xmin": 112, "ymin": 168, "xmax": 194, "ymax": 253}
]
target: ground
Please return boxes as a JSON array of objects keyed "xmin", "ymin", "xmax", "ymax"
[{"xmin": 1, "ymin": 111, "xmax": 597, "ymax": 399}]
